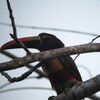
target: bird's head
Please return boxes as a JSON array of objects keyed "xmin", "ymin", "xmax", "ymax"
[{"xmin": 1, "ymin": 33, "xmax": 64, "ymax": 51}]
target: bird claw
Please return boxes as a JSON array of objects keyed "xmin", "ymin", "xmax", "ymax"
[{"xmin": 48, "ymin": 96, "xmax": 55, "ymax": 100}]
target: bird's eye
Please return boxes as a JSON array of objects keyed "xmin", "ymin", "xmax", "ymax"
[{"xmin": 42, "ymin": 35, "xmax": 49, "ymax": 38}]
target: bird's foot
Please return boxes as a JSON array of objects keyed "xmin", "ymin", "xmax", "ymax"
[{"xmin": 48, "ymin": 96, "xmax": 55, "ymax": 100}]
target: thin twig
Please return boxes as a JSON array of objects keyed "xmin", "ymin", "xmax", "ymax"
[
  {"xmin": 1, "ymin": 61, "xmax": 43, "ymax": 82},
  {"xmin": 74, "ymin": 53, "xmax": 80, "ymax": 61},
  {"xmin": 90, "ymin": 35, "xmax": 100, "ymax": 43},
  {"xmin": 0, "ymin": 43, "xmax": 100, "ymax": 72},
  {"xmin": 6, "ymin": 0, "xmax": 31, "ymax": 54},
  {"xmin": 74, "ymin": 35, "xmax": 100, "ymax": 61},
  {"xmin": 2, "ymin": 0, "xmax": 35, "ymax": 82},
  {"xmin": 10, "ymin": 34, "xmax": 31, "ymax": 54},
  {"xmin": 6, "ymin": 0, "xmax": 17, "ymax": 37},
  {"xmin": 0, "ymin": 50, "xmax": 47, "ymax": 78}
]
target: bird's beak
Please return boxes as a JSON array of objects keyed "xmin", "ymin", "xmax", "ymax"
[{"xmin": 1, "ymin": 36, "xmax": 42, "ymax": 50}]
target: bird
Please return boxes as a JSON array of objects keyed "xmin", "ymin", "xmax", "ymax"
[{"xmin": 1, "ymin": 33, "xmax": 82, "ymax": 95}]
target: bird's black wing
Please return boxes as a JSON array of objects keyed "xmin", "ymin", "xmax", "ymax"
[{"xmin": 59, "ymin": 56, "xmax": 82, "ymax": 82}]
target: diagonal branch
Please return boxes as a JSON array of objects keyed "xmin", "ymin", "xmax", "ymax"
[
  {"xmin": 1, "ymin": 61, "xmax": 43, "ymax": 82},
  {"xmin": 52, "ymin": 74, "xmax": 100, "ymax": 100},
  {"xmin": 1, "ymin": 50, "xmax": 47, "ymax": 78},
  {"xmin": 74, "ymin": 35, "xmax": 100, "ymax": 61},
  {"xmin": 0, "ymin": 43, "xmax": 100, "ymax": 72}
]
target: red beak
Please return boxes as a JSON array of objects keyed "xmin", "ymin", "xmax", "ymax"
[{"xmin": 1, "ymin": 36, "xmax": 42, "ymax": 50}]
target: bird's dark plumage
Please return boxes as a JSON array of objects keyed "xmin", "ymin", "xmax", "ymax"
[{"xmin": 1, "ymin": 32, "xmax": 82, "ymax": 95}]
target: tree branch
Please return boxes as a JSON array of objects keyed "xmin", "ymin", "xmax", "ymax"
[
  {"xmin": 1, "ymin": 61, "xmax": 43, "ymax": 82},
  {"xmin": 0, "ymin": 43, "xmax": 100, "ymax": 72},
  {"xmin": 1, "ymin": 49, "xmax": 100, "ymax": 100},
  {"xmin": 1, "ymin": 50, "xmax": 47, "ymax": 78},
  {"xmin": 52, "ymin": 74, "xmax": 100, "ymax": 100}
]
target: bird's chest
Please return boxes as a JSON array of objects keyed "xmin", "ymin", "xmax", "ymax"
[
  {"xmin": 42, "ymin": 58, "xmax": 75, "ymax": 84},
  {"xmin": 42, "ymin": 58, "xmax": 64, "ymax": 75},
  {"xmin": 42, "ymin": 58, "xmax": 76, "ymax": 94}
]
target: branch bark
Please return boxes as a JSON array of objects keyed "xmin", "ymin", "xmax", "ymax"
[
  {"xmin": 52, "ymin": 74, "xmax": 100, "ymax": 100},
  {"xmin": 1, "ymin": 50, "xmax": 100, "ymax": 100},
  {"xmin": 0, "ymin": 43, "xmax": 100, "ymax": 72},
  {"xmin": 1, "ymin": 50, "xmax": 47, "ymax": 78}
]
